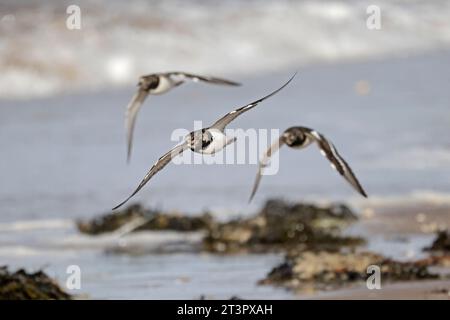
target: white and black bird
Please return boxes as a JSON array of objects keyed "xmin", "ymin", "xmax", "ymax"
[
  {"xmin": 248, "ymin": 126, "xmax": 368, "ymax": 202},
  {"xmin": 125, "ymin": 72, "xmax": 241, "ymax": 162},
  {"xmin": 113, "ymin": 74, "xmax": 296, "ymax": 210}
]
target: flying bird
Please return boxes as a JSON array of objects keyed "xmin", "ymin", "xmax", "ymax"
[
  {"xmin": 113, "ymin": 74, "xmax": 296, "ymax": 210},
  {"xmin": 125, "ymin": 72, "xmax": 241, "ymax": 162},
  {"xmin": 248, "ymin": 126, "xmax": 367, "ymax": 202}
]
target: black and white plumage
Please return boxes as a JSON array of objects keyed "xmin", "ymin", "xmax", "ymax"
[
  {"xmin": 113, "ymin": 74, "xmax": 296, "ymax": 210},
  {"xmin": 248, "ymin": 126, "xmax": 368, "ymax": 202},
  {"xmin": 125, "ymin": 72, "xmax": 241, "ymax": 162}
]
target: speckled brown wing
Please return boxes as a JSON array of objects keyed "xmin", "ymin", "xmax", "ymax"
[
  {"xmin": 211, "ymin": 73, "xmax": 296, "ymax": 132},
  {"xmin": 125, "ymin": 86, "xmax": 150, "ymax": 163},
  {"xmin": 303, "ymin": 128, "xmax": 368, "ymax": 197},
  {"xmin": 167, "ymin": 72, "xmax": 241, "ymax": 86}
]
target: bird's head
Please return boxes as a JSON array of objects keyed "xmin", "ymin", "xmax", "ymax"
[{"xmin": 283, "ymin": 127, "xmax": 306, "ymax": 147}]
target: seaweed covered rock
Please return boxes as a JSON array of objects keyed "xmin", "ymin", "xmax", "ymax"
[
  {"xmin": 77, "ymin": 204, "xmax": 213, "ymax": 235},
  {"xmin": 260, "ymin": 251, "xmax": 440, "ymax": 291},
  {"xmin": 203, "ymin": 199, "xmax": 363, "ymax": 253},
  {"xmin": 78, "ymin": 200, "xmax": 364, "ymax": 255},
  {"xmin": 424, "ymin": 230, "xmax": 450, "ymax": 252},
  {"xmin": 0, "ymin": 266, "xmax": 71, "ymax": 300}
]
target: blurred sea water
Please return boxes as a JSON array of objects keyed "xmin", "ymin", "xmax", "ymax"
[
  {"xmin": 1, "ymin": 50, "xmax": 450, "ymax": 220},
  {"xmin": 0, "ymin": 51, "xmax": 449, "ymax": 298}
]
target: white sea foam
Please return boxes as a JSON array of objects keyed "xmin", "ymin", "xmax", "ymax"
[
  {"xmin": 1, "ymin": 0, "xmax": 450, "ymax": 98},
  {"xmin": 0, "ymin": 245, "xmax": 42, "ymax": 257},
  {"xmin": 55, "ymin": 230, "xmax": 203, "ymax": 251}
]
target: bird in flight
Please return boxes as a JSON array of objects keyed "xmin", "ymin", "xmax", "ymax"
[
  {"xmin": 113, "ymin": 73, "xmax": 296, "ymax": 210},
  {"xmin": 248, "ymin": 126, "xmax": 367, "ymax": 202},
  {"xmin": 124, "ymin": 72, "xmax": 241, "ymax": 162}
]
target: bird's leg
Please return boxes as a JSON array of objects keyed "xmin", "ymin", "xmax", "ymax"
[{"xmin": 225, "ymin": 136, "xmax": 237, "ymax": 147}]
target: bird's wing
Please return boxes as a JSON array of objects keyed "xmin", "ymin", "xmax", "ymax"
[
  {"xmin": 113, "ymin": 142, "xmax": 188, "ymax": 210},
  {"xmin": 125, "ymin": 87, "xmax": 150, "ymax": 163},
  {"xmin": 249, "ymin": 136, "xmax": 286, "ymax": 203},
  {"xmin": 167, "ymin": 72, "xmax": 241, "ymax": 86},
  {"xmin": 210, "ymin": 73, "xmax": 296, "ymax": 131},
  {"xmin": 304, "ymin": 128, "xmax": 368, "ymax": 197}
]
